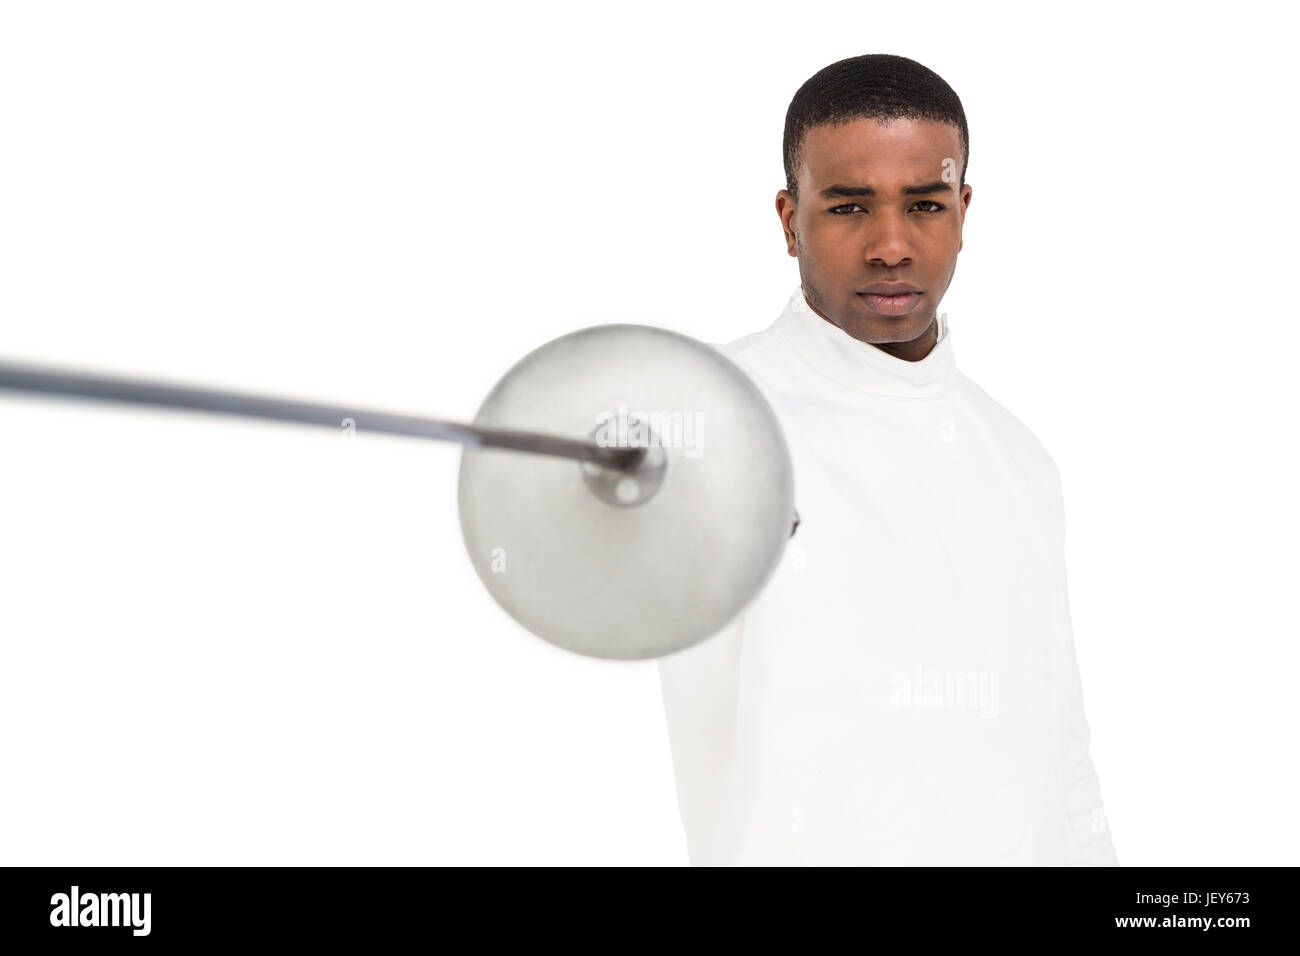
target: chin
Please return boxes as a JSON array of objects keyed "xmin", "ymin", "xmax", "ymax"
[{"xmin": 851, "ymin": 313, "xmax": 931, "ymax": 345}]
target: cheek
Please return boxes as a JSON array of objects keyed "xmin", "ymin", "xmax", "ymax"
[
  {"xmin": 807, "ymin": 225, "xmax": 858, "ymax": 258},
  {"xmin": 924, "ymin": 227, "xmax": 963, "ymax": 259}
]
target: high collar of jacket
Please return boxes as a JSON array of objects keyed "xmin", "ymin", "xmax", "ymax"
[{"xmin": 771, "ymin": 285, "xmax": 957, "ymax": 398}]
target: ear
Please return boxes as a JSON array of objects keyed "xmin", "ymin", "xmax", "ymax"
[
  {"xmin": 957, "ymin": 183, "xmax": 972, "ymax": 252},
  {"xmin": 776, "ymin": 190, "xmax": 798, "ymax": 258}
]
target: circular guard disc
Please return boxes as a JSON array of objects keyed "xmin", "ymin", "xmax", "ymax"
[{"xmin": 457, "ymin": 324, "xmax": 794, "ymax": 660}]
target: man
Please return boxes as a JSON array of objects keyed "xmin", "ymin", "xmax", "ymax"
[{"xmin": 657, "ymin": 54, "xmax": 1118, "ymax": 866}]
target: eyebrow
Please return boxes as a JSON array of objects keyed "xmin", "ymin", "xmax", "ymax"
[{"xmin": 817, "ymin": 181, "xmax": 953, "ymax": 199}]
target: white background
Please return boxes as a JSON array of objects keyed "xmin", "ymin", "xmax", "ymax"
[{"xmin": 1, "ymin": 1, "xmax": 1295, "ymax": 865}]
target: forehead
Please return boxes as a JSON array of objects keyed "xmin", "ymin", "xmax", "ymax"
[{"xmin": 798, "ymin": 117, "xmax": 961, "ymax": 187}]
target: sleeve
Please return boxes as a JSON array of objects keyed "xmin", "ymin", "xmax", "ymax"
[
  {"xmin": 655, "ymin": 611, "xmax": 746, "ymax": 861},
  {"xmin": 1060, "ymin": 592, "xmax": 1119, "ymax": 864},
  {"xmin": 1053, "ymin": 467, "xmax": 1119, "ymax": 866}
]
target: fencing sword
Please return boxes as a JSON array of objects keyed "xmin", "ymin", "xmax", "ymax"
[{"xmin": 0, "ymin": 323, "xmax": 797, "ymax": 660}]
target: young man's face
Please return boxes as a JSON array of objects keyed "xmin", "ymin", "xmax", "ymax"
[{"xmin": 776, "ymin": 117, "xmax": 972, "ymax": 361}]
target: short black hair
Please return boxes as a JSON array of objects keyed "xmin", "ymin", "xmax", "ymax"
[{"xmin": 783, "ymin": 54, "xmax": 969, "ymax": 199}]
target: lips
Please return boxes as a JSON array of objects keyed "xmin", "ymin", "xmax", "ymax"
[{"xmin": 857, "ymin": 284, "xmax": 922, "ymax": 316}]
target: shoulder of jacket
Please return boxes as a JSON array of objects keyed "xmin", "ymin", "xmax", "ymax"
[
  {"xmin": 957, "ymin": 370, "xmax": 1061, "ymax": 479},
  {"xmin": 710, "ymin": 326, "xmax": 776, "ymax": 365},
  {"xmin": 708, "ymin": 325, "xmax": 808, "ymax": 398}
]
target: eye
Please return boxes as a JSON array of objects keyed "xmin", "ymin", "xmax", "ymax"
[
  {"xmin": 913, "ymin": 201, "xmax": 946, "ymax": 212},
  {"xmin": 828, "ymin": 204, "xmax": 864, "ymax": 214}
]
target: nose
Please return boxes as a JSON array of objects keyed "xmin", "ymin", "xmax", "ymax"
[{"xmin": 864, "ymin": 207, "xmax": 914, "ymax": 268}]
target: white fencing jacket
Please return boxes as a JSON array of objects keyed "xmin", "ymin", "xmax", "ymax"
[{"xmin": 657, "ymin": 286, "xmax": 1118, "ymax": 866}]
